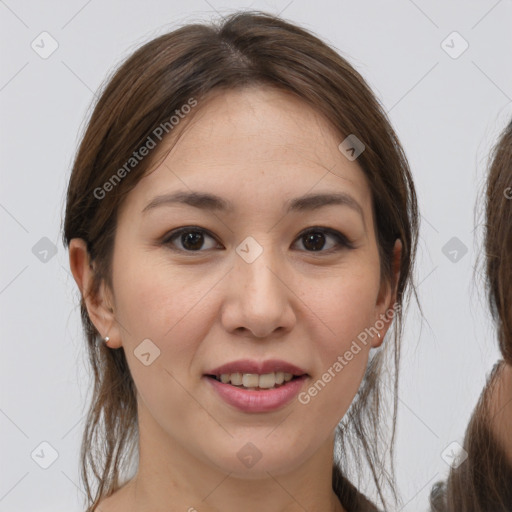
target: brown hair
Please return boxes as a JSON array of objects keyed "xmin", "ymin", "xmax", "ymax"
[
  {"xmin": 429, "ymin": 362, "xmax": 512, "ymax": 511},
  {"xmin": 485, "ymin": 120, "xmax": 512, "ymax": 365},
  {"xmin": 62, "ymin": 11, "xmax": 419, "ymax": 511},
  {"xmin": 429, "ymin": 121, "xmax": 512, "ymax": 511}
]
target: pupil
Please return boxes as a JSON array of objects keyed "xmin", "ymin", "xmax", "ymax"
[
  {"xmin": 182, "ymin": 232, "xmax": 203, "ymax": 250},
  {"xmin": 304, "ymin": 232, "xmax": 325, "ymax": 251}
]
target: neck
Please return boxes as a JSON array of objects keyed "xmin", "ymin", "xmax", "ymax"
[{"xmin": 123, "ymin": 400, "xmax": 346, "ymax": 512}]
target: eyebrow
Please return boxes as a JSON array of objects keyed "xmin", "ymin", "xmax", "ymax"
[{"xmin": 141, "ymin": 190, "xmax": 364, "ymax": 219}]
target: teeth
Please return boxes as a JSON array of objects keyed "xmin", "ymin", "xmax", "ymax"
[
  {"xmin": 215, "ymin": 371, "xmax": 296, "ymax": 389},
  {"xmin": 258, "ymin": 373, "xmax": 277, "ymax": 388},
  {"xmin": 230, "ymin": 372, "xmax": 243, "ymax": 386},
  {"xmin": 242, "ymin": 374, "xmax": 260, "ymax": 388}
]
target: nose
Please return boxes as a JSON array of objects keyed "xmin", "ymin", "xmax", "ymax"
[{"xmin": 220, "ymin": 244, "xmax": 296, "ymax": 339}]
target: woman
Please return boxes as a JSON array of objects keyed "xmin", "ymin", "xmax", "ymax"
[
  {"xmin": 63, "ymin": 11, "xmax": 418, "ymax": 512},
  {"xmin": 429, "ymin": 121, "xmax": 512, "ymax": 511}
]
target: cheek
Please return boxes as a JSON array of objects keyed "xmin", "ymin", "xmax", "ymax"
[
  {"xmin": 111, "ymin": 255, "xmax": 213, "ymax": 427},
  {"xmin": 297, "ymin": 272, "xmax": 379, "ymax": 417},
  {"xmin": 110, "ymin": 252, "xmax": 220, "ymax": 409},
  {"xmin": 311, "ymin": 269, "xmax": 380, "ymax": 354},
  {"xmin": 112, "ymin": 249, "xmax": 216, "ymax": 343}
]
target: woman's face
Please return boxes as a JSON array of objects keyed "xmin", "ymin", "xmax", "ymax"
[{"xmin": 99, "ymin": 87, "xmax": 397, "ymax": 477}]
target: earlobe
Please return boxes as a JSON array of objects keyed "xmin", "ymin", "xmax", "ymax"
[
  {"xmin": 68, "ymin": 238, "xmax": 122, "ymax": 348},
  {"xmin": 374, "ymin": 330, "xmax": 382, "ymax": 347}
]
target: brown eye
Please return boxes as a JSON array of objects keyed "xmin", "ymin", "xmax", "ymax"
[
  {"xmin": 302, "ymin": 231, "xmax": 327, "ymax": 251},
  {"xmin": 163, "ymin": 227, "xmax": 220, "ymax": 252},
  {"xmin": 294, "ymin": 228, "xmax": 354, "ymax": 252},
  {"xmin": 162, "ymin": 226, "xmax": 354, "ymax": 254}
]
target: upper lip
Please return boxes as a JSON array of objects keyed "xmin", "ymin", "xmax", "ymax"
[{"xmin": 205, "ymin": 359, "xmax": 308, "ymax": 377}]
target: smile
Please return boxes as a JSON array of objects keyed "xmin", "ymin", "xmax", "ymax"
[
  {"xmin": 210, "ymin": 371, "xmax": 296, "ymax": 390},
  {"xmin": 204, "ymin": 374, "xmax": 309, "ymax": 413}
]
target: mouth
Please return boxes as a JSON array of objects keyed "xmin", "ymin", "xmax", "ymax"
[
  {"xmin": 205, "ymin": 371, "xmax": 306, "ymax": 391},
  {"xmin": 204, "ymin": 372, "xmax": 309, "ymax": 413}
]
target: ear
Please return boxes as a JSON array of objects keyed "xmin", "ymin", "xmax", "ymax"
[
  {"xmin": 68, "ymin": 238, "xmax": 122, "ymax": 349},
  {"xmin": 371, "ymin": 239, "xmax": 402, "ymax": 348}
]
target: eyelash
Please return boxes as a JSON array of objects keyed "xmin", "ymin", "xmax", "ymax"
[{"xmin": 161, "ymin": 226, "xmax": 355, "ymax": 254}]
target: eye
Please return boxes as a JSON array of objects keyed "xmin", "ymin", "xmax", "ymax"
[
  {"xmin": 293, "ymin": 227, "xmax": 355, "ymax": 253},
  {"xmin": 162, "ymin": 226, "xmax": 354, "ymax": 253},
  {"xmin": 162, "ymin": 227, "xmax": 220, "ymax": 252}
]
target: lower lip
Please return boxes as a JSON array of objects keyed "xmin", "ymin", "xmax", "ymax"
[{"xmin": 204, "ymin": 375, "xmax": 308, "ymax": 413}]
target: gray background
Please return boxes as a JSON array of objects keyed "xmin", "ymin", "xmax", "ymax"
[{"xmin": 1, "ymin": 0, "xmax": 511, "ymax": 510}]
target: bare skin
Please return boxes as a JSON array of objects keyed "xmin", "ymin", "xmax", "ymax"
[{"xmin": 70, "ymin": 86, "xmax": 400, "ymax": 512}]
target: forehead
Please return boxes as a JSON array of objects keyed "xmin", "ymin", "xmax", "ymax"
[{"xmin": 125, "ymin": 87, "xmax": 372, "ymax": 216}]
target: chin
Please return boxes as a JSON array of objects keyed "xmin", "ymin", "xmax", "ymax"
[{"xmin": 203, "ymin": 443, "xmax": 311, "ymax": 480}]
